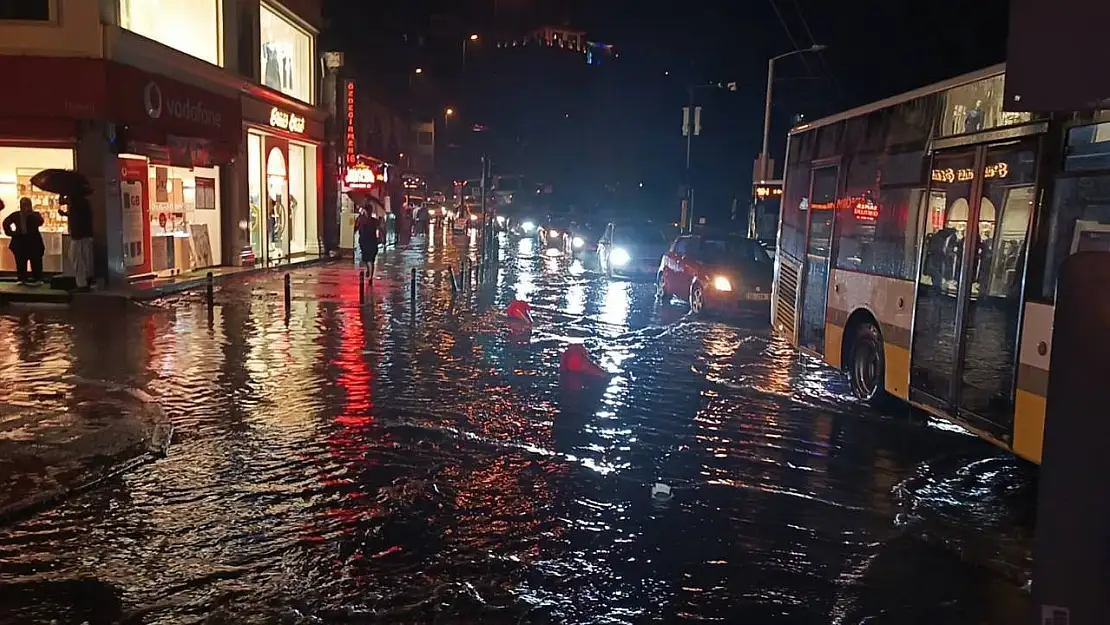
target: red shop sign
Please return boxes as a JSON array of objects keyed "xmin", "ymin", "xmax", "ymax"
[
  {"xmin": 0, "ymin": 56, "xmax": 106, "ymax": 120},
  {"xmin": 108, "ymin": 63, "xmax": 241, "ymax": 144}
]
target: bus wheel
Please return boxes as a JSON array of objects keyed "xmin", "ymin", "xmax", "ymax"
[{"xmin": 848, "ymin": 322, "xmax": 885, "ymax": 401}]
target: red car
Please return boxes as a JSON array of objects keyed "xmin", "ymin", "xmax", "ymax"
[{"xmin": 657, "ymin": 234, "xmax": 774, "ymax": 315}]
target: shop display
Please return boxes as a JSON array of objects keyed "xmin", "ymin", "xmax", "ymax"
[{"xmin": 16, "ymin": 170, "xmax": 67, "ymax": 233}]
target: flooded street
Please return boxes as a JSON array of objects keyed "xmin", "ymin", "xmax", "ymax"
[{"xmin": 0, "ymin": 226, "xmax": 1033, "ymax": 624}]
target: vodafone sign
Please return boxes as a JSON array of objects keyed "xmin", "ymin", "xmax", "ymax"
[{"xmin": 109, "ymin": 63, "xmax": 240, "ymax": 143}]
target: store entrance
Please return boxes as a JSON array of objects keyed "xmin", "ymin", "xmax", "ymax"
[{"xmin": 265, "ymin": 145, "xmax": 290, "ymax": 262}]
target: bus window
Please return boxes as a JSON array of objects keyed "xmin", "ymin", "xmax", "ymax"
[{"xmin": 1043, "ymin": 174, "xmax": 1110, "ymax": 299}]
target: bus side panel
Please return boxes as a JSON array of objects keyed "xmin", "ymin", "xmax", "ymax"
[
  {"xmin": 826, "ymin": 268, "xmax": 916, "ymax": 400},
  {"xmin": 1013, "ymin": 301, "xmax": 1053, "ymax": 464}
]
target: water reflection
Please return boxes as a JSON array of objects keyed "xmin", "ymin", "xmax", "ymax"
[{"xmin": 0, "ymin": 235, "xmax": 1032, "ymax": 623}]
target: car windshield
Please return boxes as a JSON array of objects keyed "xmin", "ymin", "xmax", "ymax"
[
  {"xmin": 617, "ymin": 226, "xmax": 667, "ymax": 246},
  {"xmin": 700, "ymin": 238, "xmax": 771, "ymax": 265}
]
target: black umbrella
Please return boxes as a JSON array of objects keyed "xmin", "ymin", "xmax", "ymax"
[{"xmin": 31, "ymin": 169, "xmax": 91, "ymax": 196}]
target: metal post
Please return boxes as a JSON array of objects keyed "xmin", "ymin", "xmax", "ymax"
[
  {"xmin": 448, "ymin": 266, "xmax": 458, "ymax": 293},
  {"xmin": 283, "ymin": 273, "xmax": 292, "ymax": 310},
  {"xmin": 684, "ymin": 85, "xmax": 694, "ymax": 233},
  {"xmin": 205, "ymin": 271, "xmax": 214, "ymax": 310},
  {"xmin": 410, "ymin": 267, "xmax": 417, "ymax": 297},
  {"xmin": 358, "ymin": 270, "xmax": 365, "ymax": 304},
  {"xmin": 760, "ymin": 56, "xmax": 775, "ymax": 181}
]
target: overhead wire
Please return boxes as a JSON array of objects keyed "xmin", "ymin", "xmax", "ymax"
[
  {"xmin": 766, "ymin": 0, "xmax": 814, "ymax": 77},
  {"xmin": 789, "ymin": 0, "xmax": 849, "ymax": 105}
]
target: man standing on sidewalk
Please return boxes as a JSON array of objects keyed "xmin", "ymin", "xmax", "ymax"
[{"xmin": 59, "ymin": 191, "xmax": 94, "ymax": 291}]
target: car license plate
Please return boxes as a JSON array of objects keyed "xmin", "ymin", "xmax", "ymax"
[{"xmin": 744, "ymin": 292, "xmax": 771, "ymax": 301}]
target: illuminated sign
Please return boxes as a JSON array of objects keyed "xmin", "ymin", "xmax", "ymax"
[
  {"xmin": 853, "ymin": 199, "xmax": 879, "ymax": 221},
  {"xmin": 931, "ymin": 162, "xmax": 1009, "ymax": 184},
  {"xmin": 345, "ymin": 81, "xmax": 356, "ymax": 166},
  {"xmin": 269, "ymin": 107, "xmax": 305, "ymax": 133},
  {"xmin": 754, "ymin": 185, "xmax": 783, "ymax": 199},
  {"xmin": 345, "ymin": 164, "xmax": 376, "ymax": 189}
]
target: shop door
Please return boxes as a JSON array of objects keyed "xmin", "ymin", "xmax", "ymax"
[
  {"xmin": 955, "ymin": 139, "xmax": 1038, "ymax": 433},
  {"xmin": 797, "ymin": 165, "xmax": 839, "ymax": 354},
  {"xmin": 264, "ymin": 136, "xmax": 291, "ymax": 264}
]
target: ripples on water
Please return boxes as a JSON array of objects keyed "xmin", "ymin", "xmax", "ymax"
[{"xmin": 0, "ymin": 229, "xmax": 1032, "ymax": 623}]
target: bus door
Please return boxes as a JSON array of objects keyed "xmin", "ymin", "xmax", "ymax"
[
  {"xmin": 911, "ymin": 139, "xmax": 1037, "ymax": 434},
  {"xmin": 798, "ymin": 165, "xmax": 840, "ymax": 354}
]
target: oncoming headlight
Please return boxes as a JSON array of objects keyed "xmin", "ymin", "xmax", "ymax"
[
  {"xmin": 610, "ymin": 247, "xmax": 631, "ymax": 266},
  {"xmin": 548, "ymin": 229, "xmax": 560, "ymax": 238},
  {"xmin": 572, "ymin": 236, "xmax": 585, "ymax": 249},
  {"xmin": 712, "ymin": 275, "xmax": 733, "ymax": 291},
  {"xmin": 522, "ymin": 221, "xmax": 535, "ymax": 232},
  {"xmin": 496, "ymin": 215, "xmax": 506, "ymax": 225}
]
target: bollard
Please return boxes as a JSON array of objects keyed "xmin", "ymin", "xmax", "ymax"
[
  {"xmin": 448, "ymin": 266, "xmax": 458, "ymax": 293},
  {"xmin": 205, "ymin": 271, "xmax": 214, "ymax": 309},
  {"xmin": 410, "ymin": 267, "xmax": 417, "ymax": 297},
  {"xmin": 284, "ymin": 273, "xmax": 291, "ymax": 310},
  {"xmin": 358, "ymin": 270, "xmax": 366, "ymax": 305}
]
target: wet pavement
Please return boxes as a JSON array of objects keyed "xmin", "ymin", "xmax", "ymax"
[{"xmin": 0, "ymin": 223, "xmax": 1034, "ymax": 624}]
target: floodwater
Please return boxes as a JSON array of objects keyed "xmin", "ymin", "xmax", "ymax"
[{"xmin": 0, "ymin": 225, "xmax": 1034, "ymax": 624}]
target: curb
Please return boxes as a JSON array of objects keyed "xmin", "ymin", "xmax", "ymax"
[{"xmin": 0, "ymin": 379, "xmax": 174, "ymax": 526}]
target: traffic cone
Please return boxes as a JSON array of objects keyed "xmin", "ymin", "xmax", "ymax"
[
  {"xmin": 560, "ymin": 343, "xmax": 607, "ymax": 378},
  {"xmin": 506, "ymin": 299, "xmax": 533, "ymax": 325}
]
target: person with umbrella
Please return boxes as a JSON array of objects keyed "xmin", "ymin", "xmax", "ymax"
[
  {"xmin": 33, "ymin": 169, "xmax": 94, "ymax": 291},
  {"xmin": 1, "ymin": 198, "xmax": 46, "ymax": 284}
]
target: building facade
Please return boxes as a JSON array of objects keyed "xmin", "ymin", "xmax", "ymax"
[{"xmin": 0, "ymin": 0, "xmax": 329, "ymax": 285}]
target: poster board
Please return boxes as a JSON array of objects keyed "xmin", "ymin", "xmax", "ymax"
[{"xmin": 190, "ymin": 224, "xmax": 213, "ymax": 268}]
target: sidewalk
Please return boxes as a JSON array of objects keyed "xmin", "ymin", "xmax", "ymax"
[
  {"xmin": 0, "ymin": 255, "xmax": 335, "ymax": 306},
  {"xmin": 0, "ymin": 379, "xmax": 172, "ymax": 524}
]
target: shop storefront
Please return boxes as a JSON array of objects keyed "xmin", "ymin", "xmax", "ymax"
[
  {"xmin": 339, "ymin": 156, "xmax": 389, "ymax": 253},
  {"xmin": 241, "ymin": 90, "xmax": 324, "ymax": 267},
  {"xmin": 107, "ymin": 62, "xmax": 241, "ymax": 278},
  {"xmin": 0, "ymin": 56, "xmax": 107, "ymax": 278}
]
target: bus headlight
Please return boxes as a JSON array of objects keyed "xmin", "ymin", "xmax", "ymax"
[
  {"xmin": 572, "ymin": 236, "xmax": 584, "ymax": 249},
  {"xmin": 713, "ymin": 275, "xmax": 733, "ymax": 291},
  {"xmin": 522, "ymin": 221, "xmax": 535, "ymax": 232},
  {"xmin": 610, "ymin": 247, "xmax": 631, "ymax": 266}
]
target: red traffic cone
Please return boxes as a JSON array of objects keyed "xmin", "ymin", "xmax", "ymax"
[
  {"xmin": 506, "ymin": 299, "xmax": 533, "ymax": 325},
  {"xmin": 560, "ymin": 343, "xmax": 607, "ymax": 377}
]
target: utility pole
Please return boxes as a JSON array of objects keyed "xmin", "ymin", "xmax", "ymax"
[{"xmin": 681, "ymin": 85, "xmax": 701, "ymax": 233}]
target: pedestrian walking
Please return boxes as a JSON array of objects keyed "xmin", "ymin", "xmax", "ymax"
[
  {"xmin": 58, "ymin": 190, "xmax": 94, "ymax": 291},
  {"xmin": 355, "ymin": 204, "xmax": 381, "ymax": 279},
  {"xmin": 1, "ymin": 198, "xmax": 46, "ymax": 284}
]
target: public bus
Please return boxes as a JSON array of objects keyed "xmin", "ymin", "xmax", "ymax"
[{"xmin": 770, "ymin": 62, "xmax": 1110, "ymax": 465}]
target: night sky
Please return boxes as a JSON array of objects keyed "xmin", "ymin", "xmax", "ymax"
[{"xmin": 325, "ymin": 0, "xmax": 1011, "ymax": 220}]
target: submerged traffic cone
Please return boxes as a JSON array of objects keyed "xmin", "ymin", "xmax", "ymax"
[
  {"xmin": 559, "ymin": 343, "xmax": 607, "ymax": 378},
  {"xmin": 506, "ymin": 299, "xmax": 533, "ymax": 325}
]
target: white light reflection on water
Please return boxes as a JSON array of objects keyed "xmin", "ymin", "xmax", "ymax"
[
  {"xmin": 600, "ymin": 280, "xmax": 630, "ymax": 330},
  {"xmin": 564, "ymin": 283, "xmax": 586, "ymax": 317}
]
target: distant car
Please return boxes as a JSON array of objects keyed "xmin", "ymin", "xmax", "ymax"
[
  {"xmin": 536, "ymin": 213, "xmax": 573, "ymax": 251},
  {"xmin": 597, "ymin": 222, "xmax": 670, "ymax": 278},
  {"xmin": 430, "ymin": 190, "xmax": 447, "ymax": 205},
  {"xmin": 567, "ymin": 220, "xmax": 604, "ymax": 264},
  {"xmin": 658, "ymin": 234, "xmax": 774, "ymax": 315}
]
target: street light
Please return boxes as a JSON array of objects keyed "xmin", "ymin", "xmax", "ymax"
[
  {"xmin": 759, "ymin": 44, "xmax": 826, "ymax": 181},
  {"xmin": 444, "ymin": 107, "xmax": 454, "ymax": 129},
  {"xmin": 414, "ymin": 67, "xmax": 423, "ymax": 74},
  {"xmin": 463, "ymin": 34, "xmax": 479, "ymax": 68}
]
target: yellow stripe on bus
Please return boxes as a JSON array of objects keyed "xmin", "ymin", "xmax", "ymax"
[
  {"xmin": 883, "ymin": 343, "xmax": 910, "ymax": 400},
  {"xmin": 1013, "ymin": 389, "xmax": 1046, "ymax": 464}
]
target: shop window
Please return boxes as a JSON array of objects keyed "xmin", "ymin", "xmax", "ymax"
[
  {"xmin": 0, "ymin": 147, "xmax": 73, "ymax": 274},
  {"xmin": 887, "ymin": 95, "xmax": 938, "ymax": 148},
  {"xmin": 260, "ymin": 2, "xmax": 314, "ymax": 104},
  {"xmin": 143, "ymin": 163, "xmax": 222, "ymax": 274},
  {"xmin": 288, "ymin": 144, "xmax": 306, "ymax": 255},
  {"xmin": 0, "ymin": 0, "xmax": 50, "ymax": 20},
  {"xmin": 939, "ymin": 75, "xmax": 1032, "ymax": 137},
  {"xmin": 120, "ymin": 0, "xmax": 221, "ymax": 66}
]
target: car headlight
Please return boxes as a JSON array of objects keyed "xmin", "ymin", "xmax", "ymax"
[
  {"xmin": 610, "ymin": 247, "xmax": 631, "ymax": 266},
  {"xmin": 496, "ymin": 215, "xmax": 506, "ymax": 225},
  {"xmin": 572, "ymin": 236, "xmax": 584, "ymax": 248},
  {"xmin": 713, "ymin": 275, "xmax": 733, "ymax": 291},
  {"xmin": 549, "ymin": 229, "xmax": 560, "ymax": 238},
  {"xmin": 522, "ymin": 221, "xmax": 535, "ymax": 232},
  {"xmin": 470, "ymin": 214, "xmax": 479, "ymax": 221}
]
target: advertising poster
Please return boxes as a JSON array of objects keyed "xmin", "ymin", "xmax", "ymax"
[
  {"xmin": 119, "ymin": 157, "xmax": 152, "ymax": 276},
  {"xmin": 195, "ymin": 177, "xmax": 216, "ymax": 210}
]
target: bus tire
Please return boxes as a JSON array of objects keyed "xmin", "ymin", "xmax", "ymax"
[{"xmin": 847, "ymin": 321, "xmax": 887, "ymax": 402}]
